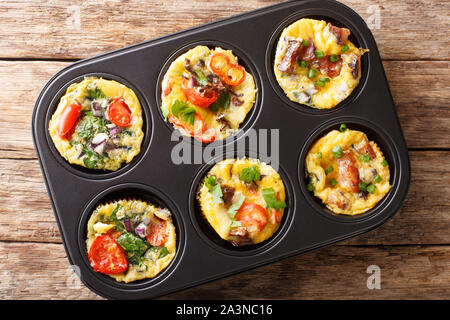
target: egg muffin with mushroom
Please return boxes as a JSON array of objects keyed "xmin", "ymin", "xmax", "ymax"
[
  {"xmin": 305, "ymin": 126, "xmax": 391, "ymax": 215},
  {"xmin": 48, "ymin": 77, "xmax": 144, "ymax": 171},
  {"xmin": 161, "ymin": 45, "xmax": 256, "ymax": 143},
  {"xmin": 197, "ymin": 158, "xmax": 286, "ymax": 246},
  {"xmin": 86, "ymin": 199, "xmax": 176, "ymax": 283},
  {"xmin": 274, "ymin": 18, "xmax": 368, "ymax": 109}
]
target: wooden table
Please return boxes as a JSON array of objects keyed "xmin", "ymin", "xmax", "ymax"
[{"xmin": 0, "ymin": 0, "xmax": 449, "ymax": 300}]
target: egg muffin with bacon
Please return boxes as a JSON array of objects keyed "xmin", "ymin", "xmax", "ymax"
[
  {"xmin": 86, "ymin": 199, "xmax": 176, "ymax": 283},
  {"xmin": 161, "ymin": 46, "xmax": 256, "ymax": 143},
  {"xmin": 197, "ymin": 158, "xmax": 286, "ymax": 246},
  {"xmin": 48, "ymin": 77, "xmax": 144, "ymax": 171},
  {"xmin": 305, "ymin": 125, "xmax": 391, "ymax": 215},
  {"xmin": 274, "ymin": 18, "xmax": 368, "ymax": 109}
]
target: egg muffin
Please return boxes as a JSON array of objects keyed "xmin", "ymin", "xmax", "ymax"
[
  {"xmin": 305, "ymin": 126, "xmax": 391, "ymax": 215},
  {"xmin": 197, "ymin": 158, "xmax": 286, "ymax": 246},
  {"xmin": 274, "ymin": 18, "xmax": 368, "ymax": 109},
  {"xmin": 86, "ymin": 199, "xmax": 176, "ymax": 283},
  {"xmin": 161, "ymin": 45, "xmax": 256, "ymax": 143},
  {"xmin": 49, "ymin": 77, "xmax": 144, "ymax": 171}
]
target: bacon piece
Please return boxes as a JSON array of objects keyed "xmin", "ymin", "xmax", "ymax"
[
  {"xmin": 277, "ymin": 40, "xmax": 302, "ymax": 72},
  {"xmin": 327, "ymin": 190, "xmax": 349, "ymax": 210},
  {"xmin": 328, "ymin": 23, "xmax": 351, "ymax": 45},
  {"xmin": 353, "ymin": 137, "xmax": 376, "ymax": 159},
  {"xmin": 221, "ymin": 185, "xmax": 235, "ymax": 207},
  {"xmin": 337, "ymin": 150, "xmax": 360, "ymax": 193},
  {"xmin": 314, "ymin": 57, "xmax": 343, "ymax": 78},
  {"xmin": 299, "ymin": 38, "xmax": 316, "ymax": 61},
  {"xmin": 349, "ymin": 54, "xmax": 361, "ymax": 79}
]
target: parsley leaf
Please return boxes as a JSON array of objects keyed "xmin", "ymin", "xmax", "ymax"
[
  {"xmin": 87, "ymin": 87, "xmax": 106, "ymax": 100},
  {"xmin": 227, "ymin": 194, "xmax": 245, "ymax": 219},
  {"xmin": 239, "ymin": 165, "xmax": 261, "ymax": 184},
  {"xmin": 158, "ymin": 247, "xmax": 169, "ymax": 259},
  {"xmin": 209, "ymin": 92, "xmax": 230, "ymax": 112},
  {"xmin": 116, "ymin": 231, "xmax": 150, "ymax": 265},
  {"xmin": 82, "ymin": 146, "xmax": 104, "ymax": 169},
  {"xmin": 204, "ymin": 176, "xmax": 223, "ymax": 204},
  {"xmin": 262, "ymin": 188, "xmax": 286, "ymax": 211},
  {"xmin": 171, "ymin": 100, "xmax": 196, "ymax": 125}
]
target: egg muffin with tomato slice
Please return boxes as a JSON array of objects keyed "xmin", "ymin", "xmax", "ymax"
[
  {"xmin": 48, "ymin": 77, "xmax": 144, "ymax": 171},
  {"xmin": 86, "ymin": 199, "xmax": 176, "ymax": 283},
  {"xmin": 274, "ymin": 18, "xmax": 368, "ymax": 109},
  {"xmin": 161, "ymin": 46, "xmax": 256, "ymax": 143},
  {"xmin": 197, "ymin": 158, "xmax": 286, "ymax": 246},
  {"xmin": 305, "ymin": 126, "xmax": 391, "ymax": 215}
]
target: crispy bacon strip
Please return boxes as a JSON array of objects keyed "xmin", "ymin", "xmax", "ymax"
[
  {"xmin": 328, "ymin": 23, "xmax": 351, "ymax": 45},
  {"xmin": 277, "ymin": 40, "xmax": 302, "ymax": 72},
  {"xmin": 314, "ymin": 57, "xmax": 343, "ymax": 78},
  {"xmin": 337, "ymin": 150, "xmax": 360, "ymax": 193},
  {"xmin": 353, "ymin": 137, "xmax": 377, "ymax": 159}
]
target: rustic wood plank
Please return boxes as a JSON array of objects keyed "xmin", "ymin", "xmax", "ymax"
[
  {"xmin": 0, "ymin": 151, "xmax": 449, "ymax": 245},
  {"xmin": 0, "ymin": 60, "xmax": 448, "ymax": 161},
  {"xmin": 0, "ymin": 0, "xmax": 448, "ymax": 60},
  {"xmin": 0, "ymin": 241, "xmax": 448, "ymax": 299}
]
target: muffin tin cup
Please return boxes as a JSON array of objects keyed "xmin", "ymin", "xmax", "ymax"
[{"xmin": 31, "ymin": 0, "xmax": 410, "ymax": 299}]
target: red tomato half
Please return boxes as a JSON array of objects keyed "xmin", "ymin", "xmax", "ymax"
[
  {"xmin": 88, "ymin": 234, "xmax": 128, "ymax": 275},
  {"xmin": 181, "ymin": 79, "xmax": 218, "ymax": 108},
  {"xmin": 235, "ymin": 203, "xmax": 269, "ymax": 233},
  {"xmin": 146, "ymin": 219, "xmax": 168, "ymax": 247},
  {"xmin": 58, "ymin": 102, "xmax": 81, "ymax": 139},
  {"xmin": 108, "ymin": 98, "xmax": 132, "ymax": 127}
]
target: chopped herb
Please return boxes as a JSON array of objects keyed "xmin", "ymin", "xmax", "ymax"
[
  {"xmin": 381, "ymin": 160, "xmax": 388, "ymax": 167},
  {"xmin": 116, "ymin": 231, "xmax": 150, "ymax": 265},
  {"xmin": 209, "ymin": 92, "xmax": 230, "ymax": 112},
  {"xmin": 360, "ymin": 154, "xmax": 371, "ymax": 163},
  {"xmin": 204, "ymin": 176, "xmax": 223, "ymax": 204},
  {"xmin": 367, "ymin": 184, "xmax": 376, "ymax": 194},
  {"xmin": 75, "ymin": 111, "xmax": 109, "ymax": 141},
  {"xmin": 329, "ymin": 54, "xmax": 340, "ymax": 62},
  {"xmin": 332, "ymin": 145, "xmax": 343, "ymax": 158},
  {"xmin": 239, "ymin": 165, "xmax": 261, "ymax": 184},
  {"xmin": 227, "ymin": 195, "xmax": 245, "ymax": 219},
  {"xmin": 194, "ymin": 70, "xmax": 208, "ymax": 86},
  {"xmin": 158, "ymin": 247, "xmax": 169, "ymax": 259},
  {"xmin": 315, "ymin": 80, "xmax": 326, "ymax": 87},
  {"xmin": 306, "ymin": 183, "xmax": 314, "ymax": 192},
  {"xmin": 87, "ymin": 87, "xmax": 106, "ymax": 100},
  {"xmin": 262, "ymin": 188, "xmax": 286, "ymax": 211},
  {"xmin": 319, "ymin": 77, "xmax": 330, "ymax": 82},
  {"xmin": 325, "ymin": 165, "xmax": 334, "ymax": 175},
  {"xmin": 171, "ymin": 99, "xmax": 196, "ymax": 125},
  {"xmin": 341, "ymin": 45, "xmax": 349, "ymax": 53},
  {"xmin": 340, "ymin": 123, "xmax": 347, "ymax": 132},
  {"xmin": 359, "ymin": 182, "xmax": 367, "ymax": 192},
  {"xmin": 299, "ymin": 60, "xmax": 308, "ymax": 68},
  {"xmin": 330, "ymin": 179, "xmax": 338, "ymax": 186},
  {"xmin": 373, "ymin": 175, "xmax": 382, "ymax": 183},
  {"xmin": 302, "ymin": 39, "xmax": 309, "ymax": 46},
  {"xmin": 109, "ymin": 204, "xmax": 121, "ymax": 222},
  {"xmin": 230, "ymin": 221, "xmax": 242, "ymax": 228},
  {"xmin": 308, "ymin": 69, "xmax": 317, "ymax": 78},
  {"xmin": 318, "ymin": 152, "xmax": 322, "ymax": 159},
  {"xmin": 314, "ymin": 50, "xmax": 325, "ymax": 58},
  {"xmin": 82, "ymin": 146, "xmax": 104, "ymax": 169}
]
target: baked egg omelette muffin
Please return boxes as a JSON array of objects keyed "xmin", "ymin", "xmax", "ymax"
[
  {"xmin": 86, "ymin": 199, "xmax": 176, "ymax": 283},
  {"xmin": 197, "ymin": 158, "xmax": 286, "ymax": 246},
  {"xmin": 161, "ymin": 45, "xmax": 256, "ymax": 143},
  {"xmin": 49, "ymin": 77, "xmax": 144, "ymax": 171},
  {"xmin": 274, "ymin": 18, "xmax": 368, "ymax": 109},
  {"xmin": 305, "ymin": 125, "xmax": 391, "ymax": 215}
]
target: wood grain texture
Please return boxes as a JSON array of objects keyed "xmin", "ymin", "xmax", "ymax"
[
  {"xmin": 0, "ymin": 151, "xmax": 448, "ymax": 245},
  {"xmin": 0, "ymin": 0, "xmax": 448, "ymax": 60},
  {"xmin": 0, "ymin": 60, "xmax": 448, "ymax": 161},
  {"xmin": 0, "ymin": 241, "xmax": 448, "ymax": 299}
]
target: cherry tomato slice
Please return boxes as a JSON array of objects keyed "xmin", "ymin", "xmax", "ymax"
[
  {"xmin": 181, "ymin": 79, "xmax": 218, "ymax": 108},
  {"xmin": 208, "ymin": 53, "xmax": 231, "ymax": 76},
  {"xmin": 273, "ymin": 209, "xmax": 281, "ymax": 224},
  {"xmin": 235, "ymin": 203, "xmax": 269, "ymax": 233},
  {"xmin": 88, "ymin": 234, "xmax": 128, "ymax": 275},
  {"xmin": 58, "ymin": 102, "xmax": 81, "ymax": 139},
  {"xmin": 146, "ymin": 219, "xmax": 168, "ymax": 247},
  {"xmin": 107, "ymin": 98, "xmax": 132, "ymax": 127},
  {"xmin": 223, "ymin": 64, "xmax": 246, "ymax": 86}
]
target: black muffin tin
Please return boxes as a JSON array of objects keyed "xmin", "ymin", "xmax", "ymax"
[{"xmin": 31, "ymin": 0, "xmax": 410, "ymax": 299}]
